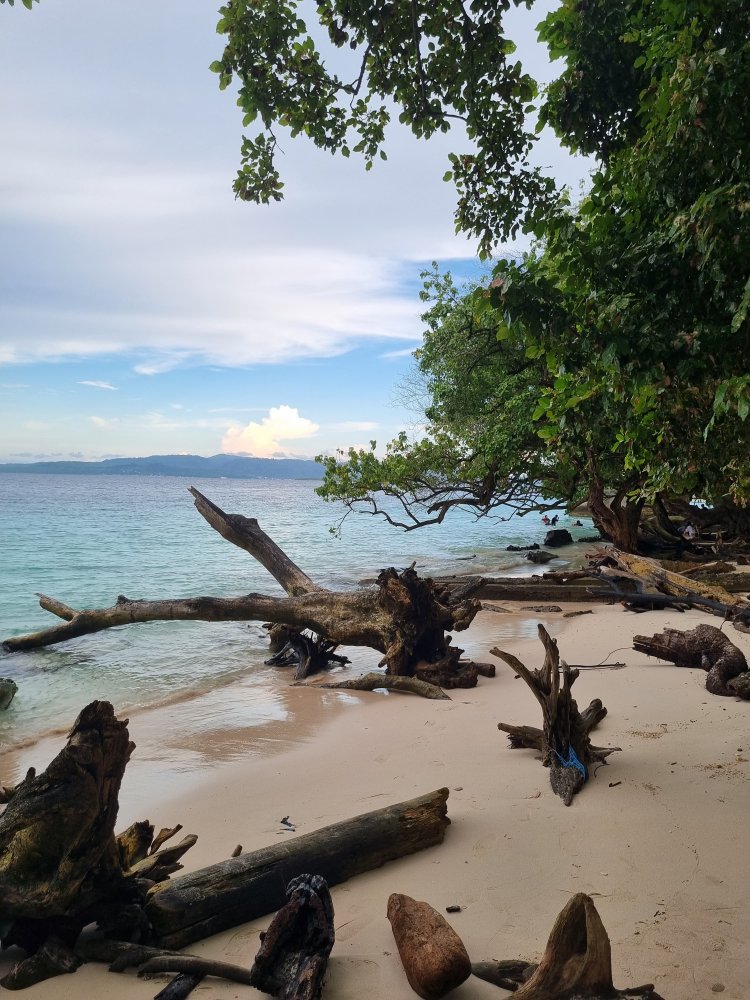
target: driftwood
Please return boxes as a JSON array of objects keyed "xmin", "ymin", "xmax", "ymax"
[
  {"xmin": 139, "ymin": 876, "xmax": 335, "ymax": 999},
  {"xmin": 471, "ymin": 959, "xmax": 536, "ymax": 991},
  {"xmin": 387, "ymin": 893, "xmax": 471, "ymax": 999},
  {"xmin": 0, "ymin": 701, "xmax": 132, "ymax": 924},
  {"xmin": 479, "ymin": 893, "xmax": 665, "ymax": 999},
  {"xmin": 314, "ymin": 671, "xmax": 451, "ymax": 699},
  {"xmin": 146, "ymin": 787, "xmax": 450, "ymax": 950},
  {"xmin": 3, "ymin": 489, "xmax": 485, "ymax": 688},
  {"xmin": 492, "ymin": 626, "xmax": 620, "ymax": 805},
  {"xmin": 249, "ymin": 873, "xmax": 335, "ymax": 999},
  {"xmin": 633, "ymin": 623, "xmax": 750, "ymax": 697}
]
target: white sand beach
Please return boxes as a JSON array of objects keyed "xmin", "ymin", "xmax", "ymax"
[{"xmin": 2, "ymin": 601, "xmax": 749, "ymax": 999}]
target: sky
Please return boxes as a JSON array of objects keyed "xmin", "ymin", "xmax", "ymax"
[{"xmin": 0, "ymin": 0, "xmax": 589, "ymax": 463}]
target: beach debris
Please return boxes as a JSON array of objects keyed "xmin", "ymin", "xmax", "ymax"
[
  {"xmin": 593, "ymin": 549, "xmax": 750, "ymax": 624},
  {"xmin": 3, "ymin": 488, "xmax": 489, "ymax": 693},
  {"xmin": 633, "ymin": 624, "xmax": 750, "ymax": 697},
  {"xmin": 0, "ymin": 701, "xmax": 452, "ymax": 988},
  {"xmin": 525, "ymin": 550, "xmax": 556, "ymax": 564},
  {"xmin": 387, "ymin": 892, "xmax": 471, "ymax": 999},
  {"xmin": 563, "ymin": 608, "xmax": 594, "ymax": 618},
  {"xmin": 522, "ymin": 605, "xmax": 562, "ymax": 612},
  {"xmin": 492, "ymin": 626, "xmax": 621, "ymax": 805},
  {"xmin": 473, "ymin": 893, "xmax": 665, "ymax": 999},
  {"xmin": 445, "ymin": 904, "xmax": 461, "ymax": 913},
  {"xmin": 147, "ymin": 787, "xmax": 451, "ymax": 950},
  {"xmin": 471, "ymin": 958, "xmax": 536, "ymax": 990},
  {"xmin": 139, "ymin": 875, "xmax": 335, "ymax": 1000},
  {"xmin": 280, "ymin": 815, "xmax": 296, "ymax": 831},
  {"xmin": 315, "ymin": 671, "xmax": 451, "ymax": 699},
  {"xmin": 249, "ymin": 873, "xmax": 334, "ymax": 999}
]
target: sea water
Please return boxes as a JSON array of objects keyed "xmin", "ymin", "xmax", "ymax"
[{"xmin": 0, "ymin": 473, "xmax": 589, "ymax": 755}]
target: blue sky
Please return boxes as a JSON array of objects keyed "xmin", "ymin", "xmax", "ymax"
[{"xmin": 0, "ymin": 0, "xmax": 587, "ymax": 463}]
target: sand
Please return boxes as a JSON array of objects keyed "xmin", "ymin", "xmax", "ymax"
[{"xmin": 2, "ymin": 601, "xmax": 749, "ymax": 998}]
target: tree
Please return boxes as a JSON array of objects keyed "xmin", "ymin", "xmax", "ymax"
[
  {"xmin": 317, "ymin": 266, "xmax": 645, "ymax": 549},
  {"xmin": 215, "ymin": 0, "xmax": 750, "ymax": 553}
]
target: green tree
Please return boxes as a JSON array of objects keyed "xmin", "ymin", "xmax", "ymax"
[{"xmin": 215, "ymin": 1, "xmax": 750, "ymax": 552}]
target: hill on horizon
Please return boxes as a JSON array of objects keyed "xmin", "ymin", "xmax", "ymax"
[{"xmin": 0, "ymin": 453, "xmax": 324, "ymax": 480}]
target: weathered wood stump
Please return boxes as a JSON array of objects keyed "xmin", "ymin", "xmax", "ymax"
[
  {"xmin": 506, "ymin": 894, "xmax": 664, "ymax": 999},
  {"xmin": 387, "ymin": 893, "xmax": 471, "ymax": 999},
  {"xmin": 633, "ymin": 623, "xmax": 749, "ymax": 696},
  {"xmin": 492, "ymin": 626, "xmax": 620, "ymax": 805},
  {"xmin": 249, "ymin": 874, "xmax": 335, "ymax": 999}
]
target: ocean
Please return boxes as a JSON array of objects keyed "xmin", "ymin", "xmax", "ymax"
[{"xmin": 0, "ymin": 473, "xmax": 589, "ymax": 760}]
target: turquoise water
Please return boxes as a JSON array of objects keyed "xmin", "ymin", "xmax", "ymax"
[{"xmin": 0, "ymin": 473, "xmax": 589, "ymax": 752}]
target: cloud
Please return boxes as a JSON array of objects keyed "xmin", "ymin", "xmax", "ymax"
[
  {"xmin": 222, "ymin": 405, "xmax": 320, "ymax": 458},
  {"xmin": 91, "ymin": 415, "xmax": 119, "ymax": 429},
  {"xmin": 79, "ymin": 380, "xmax": 117, "ymax": 390},
  {"xmin": 1, "ymin": 383, "xmax": 29, "ymax": 389}
]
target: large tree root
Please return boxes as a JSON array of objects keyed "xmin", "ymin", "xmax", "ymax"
[
  {"xmin": 492, "ymin": 626, "xmax": 620, "ymax": 805},
  {"xmin": 633, "ymin": 623, "xmax": 750, "ymax": 697}
]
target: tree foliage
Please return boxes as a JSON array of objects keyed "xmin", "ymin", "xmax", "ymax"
[{"xmin": 212, "ymin": 0, "xmax": 559, "ymax": 253}]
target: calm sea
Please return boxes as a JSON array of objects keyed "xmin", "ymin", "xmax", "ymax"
[{"xmin": 0, "ymin": 474, "xmax": 589, "ymax": 755}]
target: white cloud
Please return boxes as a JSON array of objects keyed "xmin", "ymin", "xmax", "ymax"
[
  {"xmin": 222, "ymin": 405, "xmax": 320, "ymax": 458},
  {"xmin": 79, "ymin": 380, "xmax": 117, "ymax": 390},
  {"xmin": 91, "ymin": 415, "xmax": 119, "ymax": 429}
]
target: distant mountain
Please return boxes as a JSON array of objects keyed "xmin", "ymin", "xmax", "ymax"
[{"xmin": 0, "ymin": 454, "xmax": 324, "ymax": 480}]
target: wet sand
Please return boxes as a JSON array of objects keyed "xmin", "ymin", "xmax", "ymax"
[{"xmin": 1, "ymin": 602, "xmax": 749, "ymax": 998}]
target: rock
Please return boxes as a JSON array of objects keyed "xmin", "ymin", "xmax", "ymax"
[
  {"xmin": 0, "ymin": 678, "xmax": 17, "ymax": 710},
  {"xmin": 387, "ymin": 893, "xmax": 471, "ymax": 999},
  {"xmin": 525, "ymin": 550, "xmax": 556, "ymax": 564},
  {"xmin": 544, "ymin": 528, "xmax": 574, "ymax": 547},
  {"xmin": 506, "ymin": 543, "xmax": 539, "ymax": 552}
]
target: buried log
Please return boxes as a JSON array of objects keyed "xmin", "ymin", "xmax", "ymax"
[
  {"xmin": 633, "ymin": 623, "xmax": 750, "ymax": 697},
  {"xmin": 387, "ymin": 893, "xmax": 471, "ymax": 999},
  {"xmin": 2, "ymin": 489, "xmax": 485, "ymax": 686},
  {"xmin": 475, "ymin": 893, "xmax": 664, "ymax": 999},
  {"xmin": 492, "ymin": 626, "xmax": 620, "ymax": 805},
  {"xmin": 146, "ymin": 787, "xmax": 451, "ymax": 950}
]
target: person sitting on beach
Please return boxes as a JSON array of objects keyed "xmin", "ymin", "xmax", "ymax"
[{"xmin": 681, "ymin": 521, "xmax": 698, "ymax": 541}]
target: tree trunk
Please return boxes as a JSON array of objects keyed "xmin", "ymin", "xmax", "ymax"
[
  {"xmin": 0, "ymin": 701, "xmax": 132, "ymax": 923},
  {"xmin": 492, "ymin": 627, "xmax": 620, "ymax": 805},
  {"xmin": 2, "ymin": 490, "xmax": 484, "ymax": 683},
  {"xmin": 146, "ymin": 788, "xmax": 450, "ymax": 950},
  {"xmin": 587, "ymin": 482, "xmax": 644, "ymax": 554}
]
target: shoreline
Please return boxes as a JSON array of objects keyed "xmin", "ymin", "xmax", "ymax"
[{"xmin": 1, "ymin": 601, "xmax": 749, "ymax": 997}]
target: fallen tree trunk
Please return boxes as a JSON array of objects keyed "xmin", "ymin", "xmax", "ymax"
[
  {"xmin": 633, "ymin": 624, "xmax": 750, "ymax": 697},
  {"xmin": 313, "ymin": 671, "xmax": 451, "ymax": 699},
  {"xmin": 492, "ymin": 627, "xmax": 620, "ymax": 805},
  {"xmin": 146, "ymin": 787, "xmax": 451, "ymax": 950},
  {"xmin": 2, "ymin": 490, "xmax": 484, "ymax": 684}
]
